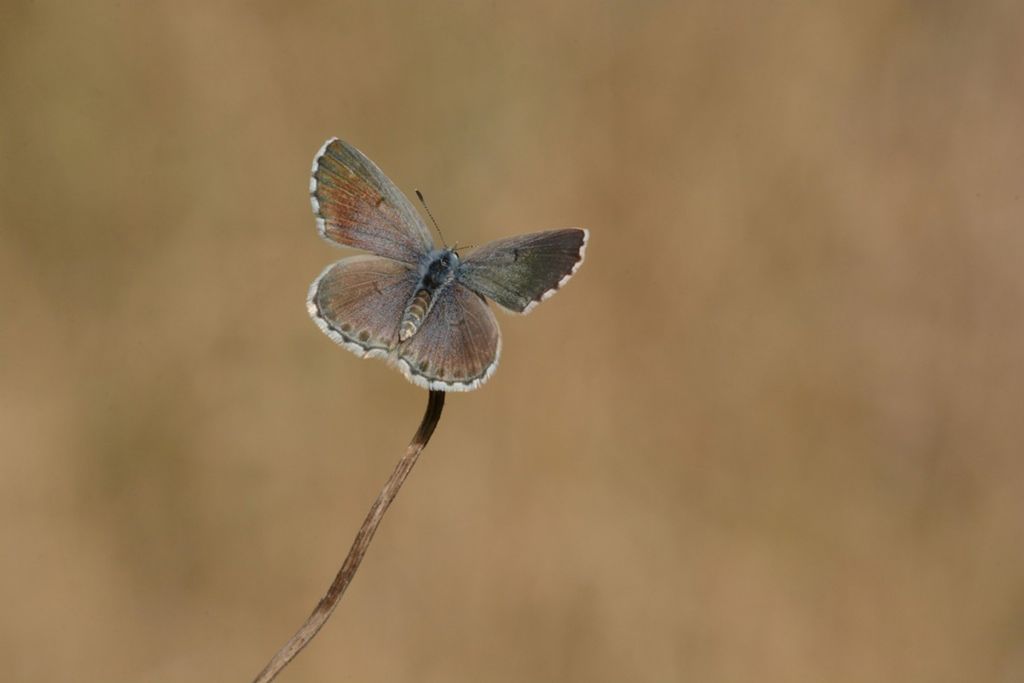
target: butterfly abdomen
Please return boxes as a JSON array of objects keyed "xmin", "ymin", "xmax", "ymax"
[{"xmin": 399, "ymin": 288, "xmax": 434, "ymax": 341}]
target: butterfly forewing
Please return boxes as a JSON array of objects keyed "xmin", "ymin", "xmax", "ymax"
[
  {"xmin": 457, "ymin": 229, "xmax": 588, "ymax": 314},
  {"xmin": 307, "ymin": 255, "xmax": 419, "ymax": 358},
  {"xmin": 311, "ymin": 139, "xmax": 435, "ymax": 264},
  {"xmin": 396, "ymin": 283, "xmax": 501, "ymax": 392}
]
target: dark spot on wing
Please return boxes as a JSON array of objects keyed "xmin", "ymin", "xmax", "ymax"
[
  {"xmin": 358, "ymin": 330, "xmax": 370, "ymax": 342},
  {"xmin": 375, "ymin": 196, "xmax": 386, "ymax": 208}
]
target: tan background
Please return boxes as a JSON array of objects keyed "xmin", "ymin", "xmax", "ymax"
[{"xmin": 3, "ymin": 2, "xmax": 1024, "ymax": 681}]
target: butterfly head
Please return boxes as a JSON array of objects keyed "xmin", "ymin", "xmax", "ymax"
[{"xmin": 421, "ymin": 248, "xmax": 460, "ymax": 289}]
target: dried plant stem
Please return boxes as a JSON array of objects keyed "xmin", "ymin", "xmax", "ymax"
[{"xmin": 251, "ymin": 390, "xmax": 446, "ymax": 683}]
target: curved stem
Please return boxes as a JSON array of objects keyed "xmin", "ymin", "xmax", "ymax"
[{"xmin": 251, "ymin": 390, "xmax": 446, "ymax": 683}]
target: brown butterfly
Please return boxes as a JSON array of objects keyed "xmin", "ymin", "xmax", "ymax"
[{"xmin": 307, "ymin": 138, "xmax": 588, "ymax": 391}]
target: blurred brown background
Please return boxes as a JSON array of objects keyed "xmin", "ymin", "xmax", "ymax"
[{"xmin": 3, "ymin": 1, "xmax": 1024, "ymax": 681}]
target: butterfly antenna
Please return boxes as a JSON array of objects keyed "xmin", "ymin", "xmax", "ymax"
[{"xmin": 414, "ymin": 189, "xmax": 448, "ymax": 247}]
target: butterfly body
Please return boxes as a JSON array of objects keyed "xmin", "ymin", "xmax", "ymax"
[
  {"xmin": 398, "ymin": 249, "xmax": 459, "ymax": 341},
  {"xmin": 307, "ymin": 138, "xmax": 587, "ymax": 392}
]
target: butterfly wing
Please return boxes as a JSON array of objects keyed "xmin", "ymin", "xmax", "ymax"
[
  {"xmin": 307, "ymin": 255, "xmax": 418, "ymax": 359},
  {"xmin": 456, "ymin": 229, "xmax": 588, "ymax": 313},
  {"xmin": 396, "ymin": 283, "xmax": 501, "ymax": 392},
  {"xmin": 311, "ymin": 138, "xmax": 435, "ymax": 264}
]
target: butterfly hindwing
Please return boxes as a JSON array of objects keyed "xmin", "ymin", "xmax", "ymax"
[
  {"xmin": 307, "ymin": 255, "xmax": 418, "ymax": 358},
  {"xmin": 396, "ymin": 283, "xmax": 501, "ymax": 392},
  {"xmin": 456, "ymin": 229, "xmax": 588, "ymax": 313},
  {"xmin": 311, "ymin": 138, "xmax": 435, "ymax": 264}
]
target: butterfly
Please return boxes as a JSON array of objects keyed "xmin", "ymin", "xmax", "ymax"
[{"xmin": 306, "ymin": 138, "xmax": 588, "ymax": 392}]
